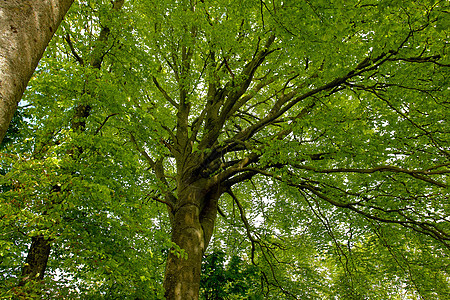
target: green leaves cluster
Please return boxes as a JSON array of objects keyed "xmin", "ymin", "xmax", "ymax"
[
  {"xmin": 1, "ymin": 0, "xmax": 449, "ymax": 298},
  {"xmin": 200, "ymin": 250, "xmax": 261, "ymax": 300}
]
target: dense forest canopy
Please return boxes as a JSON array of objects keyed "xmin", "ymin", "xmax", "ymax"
[{"xmin": 0, "ymin": 0, "xmax": 449, "ymax": 299}]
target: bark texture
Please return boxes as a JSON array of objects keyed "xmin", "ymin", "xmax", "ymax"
[
  {"xmin": 19, "ymin": 236, "xmax": 52, "ymax": 285},
  {"xmin": 0, "ymin": 0, "xmax": 74, "ymax": 144},
  {"xmin": 164, "ymin": 179, "xmax": 220, "ymax": 300}
]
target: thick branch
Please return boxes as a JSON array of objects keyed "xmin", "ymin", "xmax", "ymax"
[
  {"xmin": 130, "ymin": 133, "xmax": 177, "ymax": 208},
  {"xmin": 212, "ymin": 153, "xmax": 260, "ymax": 185},
  {"xmin": 198, "ymin": 35, "xmax": 276, "ymax": 151}
]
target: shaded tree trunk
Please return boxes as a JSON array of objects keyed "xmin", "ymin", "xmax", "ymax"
[
  {"xmin": 164, "ymin": 180, "xmax": 220, "ymax": 300},
  {"xmin": 0, "ymin": 0, "xmax": 74, "ymax": 144},
  {"xmin": 19, "ymin": 236, "xmax": 52, "ymax": 285}
]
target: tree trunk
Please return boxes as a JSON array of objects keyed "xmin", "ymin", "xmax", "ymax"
[
  {"xmin": 164, "ymin": 181, "xmax": 220, "ymax": 300},
  {"xmin": 19, "ymin": 235, "xmax": 52, "ymax": 286},
  {"xmin": 0, "ymin": 0, "xmax": 74, "ymax": 144}
]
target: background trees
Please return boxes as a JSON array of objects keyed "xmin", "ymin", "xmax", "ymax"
[{"xmin": 1, "ymin": 0, "xmax": 449, "ymax": 299}]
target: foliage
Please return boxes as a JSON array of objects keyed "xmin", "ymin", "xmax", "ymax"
[
  {"xmin": 200, "ymin": 250, "xmax": 261, "ymax": 299},
  {"xmin": 1, "ymin": 0, "xmax": 449, "ymax": 298},
  {"xmin": 1, "ymin": 1, "xmax": 167, "ymax": 298}
]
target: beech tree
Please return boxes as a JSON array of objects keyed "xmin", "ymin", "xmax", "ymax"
[
  {"xmin": 0, "ymin": 0, "xmax": 74, "ymax": 144},
  {"xmin": 1, "ymin": 0, "xmax": 449, "ymax": 299}
]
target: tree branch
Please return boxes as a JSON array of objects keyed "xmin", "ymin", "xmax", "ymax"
[
  {"xmin": 291, "ymin": 164, "xmax": 448, "ymax": 188},
  {"xmin": 238, "ymin": 167, "xmax": 450, "ymax": 248},
  {"xmin": 152, "ymin": 76, "xmax": 179, "ymax": 109},
  {"xmin": 94, "ymin": 113, "xmax": 118, "ymax": 135},
  {"xmin": 147, "ymin": 194, "xmax": 174, "ymax": 212},
  {"xmin": 64, "ymin": 34, "xmax": 84, "ymax": 66},
  {"xmin": 226, "ymin": 188, "xmax": 258, "ymax": 261}
]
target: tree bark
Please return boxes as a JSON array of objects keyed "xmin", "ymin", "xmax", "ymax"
[
  {"xmin": 0, "ymin": 0, "xmax": 74, "ymax": 144},
  {"xmin": 164, "ymin": 180, "xmax": 220, "ymax": 300},
  {"xmin": 19, "ymin": 235, "xmax": 52, "ymax": 286}
]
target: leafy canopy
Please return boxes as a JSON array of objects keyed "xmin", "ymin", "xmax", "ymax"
[{"xmin": 0, "ymin": 0, "xmax": 449, "ymax": 299}]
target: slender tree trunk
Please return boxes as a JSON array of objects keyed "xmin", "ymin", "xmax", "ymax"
[
  {"xmin": 0, "ymin": 0, "xmax": 74, "ymax": 144},
  {"xmin": 164, "ymin": 181, "xmax": 220, "ymax": 300},
  {"xmin": 19, "ymin": 236, "xmax": 52, "ymax": 286}
]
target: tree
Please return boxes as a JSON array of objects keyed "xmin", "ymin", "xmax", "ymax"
[
  {"xmin": 132, "ymin": 1, "xmax": 448, "ymax": 298},
  {"xmin": 1, "ymin": 0, "xmax": 449, "ymax": 299},
  {"xmin": 0, "ymin": 0, "xmax": 74, "ymax": 144},
  {"xmin": 1, "ymin": 1, "xmax": 149, "ymax": 295},
  {"xmin": 16, "ymin": 0, "xmax": 126, "ymax": 289},
  {"xmin": 0, "ymin": 1, "xmax": 166, "ymax": 294}
]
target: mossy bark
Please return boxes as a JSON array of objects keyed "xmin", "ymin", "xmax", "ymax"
[{"xmin": 163, "ymin": 179, "xmax": 220, "ymax": 300}]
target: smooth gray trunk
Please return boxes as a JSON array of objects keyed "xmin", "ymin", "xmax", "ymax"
[{"xmin": 0, "ymin": 0, "xmax": 74, "ymax": 143}]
